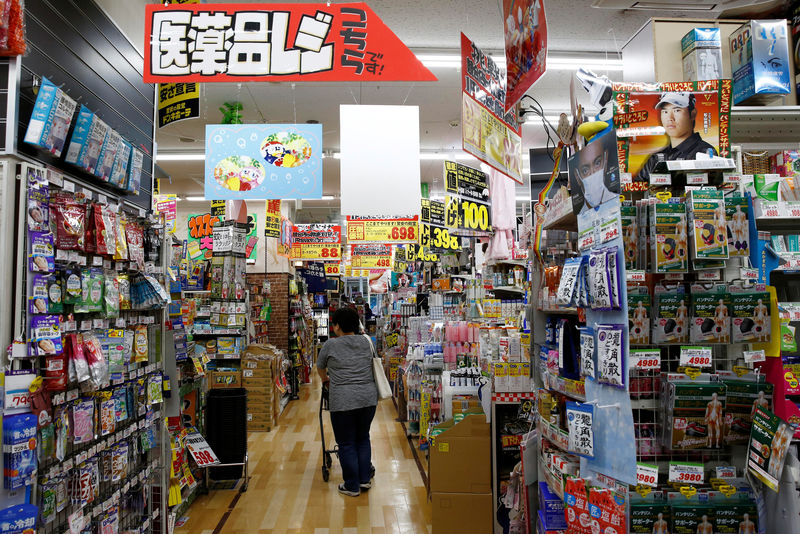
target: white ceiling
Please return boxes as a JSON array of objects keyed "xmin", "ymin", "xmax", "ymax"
[{"xmin": 138, "ymin": 0, "xmax": 753, "ymax": 219}]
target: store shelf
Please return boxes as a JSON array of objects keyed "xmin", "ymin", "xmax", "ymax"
[
  {"xmin": 543, "ymin": 209, "xmax": 578, "ymax": 233},
  {"xmin": 540, "ymin": 420, "xmax": 570, "ymax": 454},
  {"xmin": 731, "ymin": 106, "xmax": 800, "ymax": 144},
  {"xmin": 490, "ymin": 285, "xmax": 525, "ymax": 294},
  {"xmin": 541, "ymin": 460, "xmax": 566, "ymax": 501},
  {"xmin": 538, "ymin": 307, "xmax": 579, "ymax": 315},
  {"xmin": 545, "ymin": 373, "xmax": 586, "ymax": 402},
  {"xmin": 184, "ymin": 289, "xmax": 211, "ymax": 294},
  {"xmin": 756, "ymin": 217, "xmax": 800, "ymax": 235}
]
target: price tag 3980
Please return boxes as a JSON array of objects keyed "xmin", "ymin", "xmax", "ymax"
[
  {"xmin": 636, "ymin": 463, "xmax": 659, "ymax": 488},
  {"xmin": 650, "ymin": 173, "xmax": 671, "ymax": 186},
  {"xmin": 679, "ymin": 346, "xmax": 712, "ymax": 368},
  {"xmin": 669, "ymin": 462, "xmax": 704, "ymax": 485}
]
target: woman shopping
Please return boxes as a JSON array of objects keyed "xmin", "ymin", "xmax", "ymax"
[{"xmin": 317, "ymin": 307, "xmax": 378, "ymax": 497}]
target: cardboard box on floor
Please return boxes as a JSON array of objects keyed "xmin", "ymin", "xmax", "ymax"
[
  {"xmin": 208, "ymin": 370, "xmax": 243, "ymax": 389},
  {"xmin": 429, "ymin": 412, "xmax": 491, "ymax": 494},
  {"xmin": 431, "ymin": 492, "xmax": 492, "ymax": 534}
]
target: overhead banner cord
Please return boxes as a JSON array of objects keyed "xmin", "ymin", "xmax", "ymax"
[{"xmin": 533, "ymin": 141, "xmax": 564, "ymax": 263}]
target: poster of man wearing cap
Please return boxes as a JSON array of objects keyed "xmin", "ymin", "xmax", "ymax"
[{"xmin": 611, "ymin": 79, "xmax": 732, "ymax": 183}]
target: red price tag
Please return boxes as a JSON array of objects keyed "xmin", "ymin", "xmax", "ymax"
[
  {"xmin": 788, "ymin": 202, "xmax": 800, "ymax": 218},
  {"xmin": 633, "ymin": 350, "xmax": 661, "ymax": 371},
  {"xmin": 579, "ymin": 234, "xmax": 595, "ymax": 250},
  {"xmin": 601, "ymin": 227, "xmax": 619, "ymax": 243},
  {"xmin": 650, "ymin": 173, "xmax": 671, "ymax": 186},
  {"xmin": 762, "ymin": 202, "xmax": 781, "ymax": 218},
  {"xmin": 680, "ymin": 347, "xmax": 712, "ymax": 368},
  {"xmin": 636, "ymin": 463, "xmax": 659, "ymax": 488}
]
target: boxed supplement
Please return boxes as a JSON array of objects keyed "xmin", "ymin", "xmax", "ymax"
[
  {"xmin": 723, "ymin": 377, "xmax": 774, "ymax": 445},
  {"xmin": 690, "ymin": 284, "xmax": 730, "ymax": 344},
  {"xmin": 730, "ymin": 286, "xmax": 771, "ymax": 343},
  {"xmin": 682, "ymin": 28, "xmax": 722, "ymax": 81},
  {"xmin": 652, "ymin": 203, "xmax": 688, "ymax": 273},
  {"xmin": 730, "ymin": 20, "xmax": 792, "ymax": 105}
]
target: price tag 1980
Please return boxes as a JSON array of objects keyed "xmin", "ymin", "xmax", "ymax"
[
  {"xmin": 669, "ymin": 461, "xmax": 704, "ymax": 485},
  {"xmin": 636, "ymin": 462, "xmax": 659, "ymax": 488},
  {"xmin": 761, "ymin": 201, "xmax": 782, "ymax": 218},
  {"xmin": 787, "ymin": 202, "xmax": 800, "ymax": 218},
  {"xmin": 679, "ymin": 346, "xmax": 713, "ymax": 368}
]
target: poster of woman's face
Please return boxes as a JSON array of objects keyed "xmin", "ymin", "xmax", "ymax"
[{"xmin": 568, "ymin": 129, "xmax": 620, "ymax": 215}]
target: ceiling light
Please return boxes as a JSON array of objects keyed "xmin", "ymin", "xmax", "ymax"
[
  {"xmin": 294, "ymin": 261, "xmax": 304, "ymax": 267},
  {"xmin": 321, "ymin": 195, "xmax": 335, "ymax": 200},
  {"xmin": 156, "ymin": 153, "xmax": 205, "ymax": 161},
  {"xmin": 185, "ymin": 196, "xmax": 208, "ymax": 201}
]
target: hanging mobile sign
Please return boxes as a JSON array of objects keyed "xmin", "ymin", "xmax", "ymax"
[
  {"xmin": 444, "ymin": 161, "xmax": 493, "ymax": 233},
  {"xmin": 205, "ymin": 124, "xmax": 322, "ymax": 200},
  {"xmin": 501, "ymin": 0, "xmax": 548, "ymax": 111},
  {"xmin": 290, "ymin": 223, "xmax": 341, "ymax": 261},
  {"xmin": 264, "ymin": 199, "xmax": 282, "ymax": 238},
  {"xmin": 460, "ymin": 33, "xmax": 524, "ymax": 184},
  {"xmin": 158, "ymin": 83, "xmax": 200, "ymax": 128},
  {"xmin": 144, "ymin": 3, "xmax": 436, "ymax": 83},
  {"xmin": 351, "ymin": 244, "xmax": 393, "ymax": 269},
  {"xmin": 277, "ymin": 217, "xmax": 294, "ymax": 257},
  {"xmin": 346, "ymin": 215, "xmax": 419, "ymax": 244},
  {"xmin": 421, "ymin": 199, "xmax": 460, "ymax": 251},
  {"xmin": 400, "ymin": 244, "xmax": 439, "ymax": 263}
]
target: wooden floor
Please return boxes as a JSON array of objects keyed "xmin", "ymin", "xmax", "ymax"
[{"xmin": 176, "ymin": 379, "xmax": 432, "ymax": 534}]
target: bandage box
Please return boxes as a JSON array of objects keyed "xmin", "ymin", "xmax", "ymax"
[
  {"xmin": 682, "ymin": 28, "xmax": 723, "ymax": 81},
  {"xmin": 689, "ymin": 285, "xmax": 730, "ymax": 344},
  {"xmin": 670, "ymin": 502, "xmax": 716, "ymax": 534},
  {"xmin": 630, "ymin": 502, "xmax": 671, "ymax": 534},
  {"xmin": 714, "ymin": 502, "xmax": 758, "ymax": 533},
  {"xmin": 651, "ymin": 203, "xmax": 688, "ymax": 273},
  {"xmin": 730, "ymin": 287, "xmax": 771, "ymax": 343},
  {"xmin": 722, "ymin": 378, "xmax": 774, "ymax": 445},
  {"xmin": 730, "ymin": 20, "xmax": 792, "ymax": 105},
  {"xmin": 662, "ymin": 380, "xmax": 727, "ymax": 450},
  {"xmin": 653, "ymin": 290, "xmax": 689, "ymax": 344},
  {"xmin": 689, "ymin": 190, "xmax": 728, "ymax": 260},
  {"xmin": 724, "ymin": 196, "xmax": 750, "ymax": 257}
]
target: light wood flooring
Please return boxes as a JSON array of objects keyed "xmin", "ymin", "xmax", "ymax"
[{"xmin": 176, "ymin": 379, "xmax": 432, "ymax": 534}]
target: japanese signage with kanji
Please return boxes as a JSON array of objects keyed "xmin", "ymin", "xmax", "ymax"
[
  {"xmin": 461, "ymin": 33, "xmax": 523, "ymax": 184},
  {"xmin": 144, "ymin": 3, "xmax": 436, "ymax": 83},
  {"xmin": 501, "ymin": 0, "xmax": 547, "ymax": 111},
  {"xmin": 325, "ymin": 263, "xmax": 341, "ymax": 276},
  {"xmin": 443, "ymin": 161, "xmax": 493, "ymax": 233},
  {"xmin": 277, "ymin": 217, "xmax": 293, "ymax": 257},
  {"xmin": 153, "ymin": 194, "xmax": 178, "ymax": 233},
  {"xmin": 158, "ymin": 82, "xmax": 200, "ymax": 127},
  {"xmin": 351, "ymin": 244, "xmax": 392, "ymax": 269},
  {"xmin": 566, "ymin": 401, "xmax": 595, "ymax": 458},
  {"xmin": 264, "ymin": 199, "xmax": 282, "ymax": 238},
  {"xmin": 298, "ymin": 262, "xmax": 327, "ymax": 292},
  {"xmin": 187, "ymin": 212, "xmax": 258, "ymax": 260},
  {"xmin": 290, "ymin": 223, "xmax": 341, "ymax": 261},
  {"xmin": 345, "ymin": 215, "xmax": 419, "ymax": 244},
  {"xmin": 748, "ymin": 406, "xmax": 796, "ymax": 492},
  {"xmin": 205, "ymin": 124, "xmax": 322, "ymax": 200},
  {"xmin": 421, "ymin": 198, "xmax": 460, "ymax": 252}
]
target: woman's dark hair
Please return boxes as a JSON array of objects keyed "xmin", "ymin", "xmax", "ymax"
[{"xmin": 331, "ymin": 307, "xmax": 360, "ymax": 334}]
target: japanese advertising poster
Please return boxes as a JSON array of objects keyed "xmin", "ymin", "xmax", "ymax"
[
  {"xmin": 444, "ymin": 161, "xmax": 493, "ymax": 234},
  {"xmin": 567, "ymin": 129, "xmax": 621, "ymax": 215},
  {"xmin": 421, "ymin": 199, "xmax": 460, "ymax": 252},
  {"xmin": 290, "ymin": 223, "xmax": 341, "ymax": 261},
  {"xmin": 461, "ymin": 33, "xmax": 523, "ymax": 184},
  {"xmin": 144, "ymin": 3, "xmax": 436, "ymax": 83},
  {"xmin": 351, "ymin": 244, "xmax": 393, "ymax": 269},
  {"xmin": 188, "ymin": 212, "xmax": 258, "ymax": 261},
  {"xmin": 346, "ymin": 216, "xmax": 419, "ymax": 244},
  {"xmin": 748, "ymin": 406, "xmax": 795, "ymax": 491},
  {"xmin": 611, "ymin": 79, "xmax": 732, "ymax": 182},
  {"xmin": 264, "ymin": 199, "xmax": 282, "ymax": 238},
  {"xmin": 205, "ymin": 124, "xmax": 322, "ymax": 200},
  {"xmin": 502, "ymin": 0, "xmax": 547, "ymax": 110},
  {"xmin": 277, "ymin": 217, "xmax": 294, "ymax": 257},
  {"xmin": 158, "ymin": 82, "xmax": 199, "ymax": 128}
]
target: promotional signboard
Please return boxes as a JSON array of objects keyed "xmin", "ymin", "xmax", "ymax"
[
  {"xmin": 277, "ymin": 217, "xmax": 293, "ymax": 257},
  {"xmin": 188, "ymin": 212, "xmax": 258, "ymax": 261},
  {"xmin": 290, "ymin": 223, "xmax": 341, "ymax": 261},
  {"xmin": 158, "ymin": 82, "xmax": 200, "ymax": 128},
  {"xmin": 264, "ymin": 199, "xmax": 282, "ymax": 238},
  {"xmin": 611, "ymin": 79, "xmax": 732, "ymax": 182},
  {"xmin": 443, "ymin": 161, "xmax": 493, "ymax": 234},
  {"xmin": 567, "ymin": 129, "xmax": 621, "ymax": 216},
  {"xmin": 205, "ymin": 124, "xmax": 322, "ymax": 200},
  {"xmin": 298, "ymin": 262, "xmax": 327, "ymax": 292},
  {"xmin": 324, "ymin": 263, "xmax": 341, "ymax": 276},
  {"xmin": 501, "ymin": 0, "xmax": 547, "ymax": 111},
  {"xmin": 351, "ymin": 244, "xmax": 393, "ymax": 269},
  {"xmin": 421, "ymin": 198, "xmax": 460, "ymax": 252},
  {"xmin": 748, "ymin": 406, "xmax": 795, "ymax": 491},
  {"xmin": 346, "ymin": 215, "xmax": 419, "ymax": 244},
  {"xmin": 153, "ymin": 194, "xmax": 178, "ymax": 233},
  {"xmin": 461, "ymin": 33, "xmax": 523, "ymax": 184},
  {"xmin": 144, "ymin": 3, "xmax": 436, "ymax": 83}
]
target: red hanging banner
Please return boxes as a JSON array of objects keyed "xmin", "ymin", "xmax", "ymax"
[{"xmin": 144, "ymin": 3, "xmax": 437, "ymax": 83}]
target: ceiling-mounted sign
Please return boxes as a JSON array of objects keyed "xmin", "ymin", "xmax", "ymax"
[
  {"xmin": 264, "ymin": 200, "xmax": 282, "ymax": 238},
  {"xmin": 205, "ymin": 124, "xmax": 322, "ymax": 200},
  {"xmin": 144, "ymin": 3, "xmax": 436, "ymax": 83},
  {"xmin": 325, "ymin": 263, "xmax": 341, "ymax": 276},
  {"xmin": 158, "ymin": 83, "xmax": 200, "ymax": 128},
  {"xmin": 351, "ymin": 244, "xmax": 392, "ymax": 269},
  {"xmin": 501, "ymin": 0, "xmax": 547, "ymax": 111},
  {"xmin": 298, "ymin": 262, "xmax": 327, "ymax": 292},
  {"xmin": 345, "ymin": 216, "xmax": 419, "ymax": 244},
  {"xmin": 290, "ymin": 223, "xmax": 341, "ymax": 261},
  {"xmin": 444, "ymin": 161, "xmax": 493, "ymax": 233},
  {"xmin": 187, "ymin": 212, "xmax": 258, "ymax": 260},
  {"xmin": 461, "ymin": 33, "xmax": 523, "ymax": 184},
  {"xmin": 277, "ymin": 217, "xmax": 293, "ymax": 257},
  {"xmin": 421, "ymin": 199, "xmax": 460, "ymax": 252}
]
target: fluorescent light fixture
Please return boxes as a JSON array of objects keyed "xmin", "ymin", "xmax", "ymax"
[
  {"xmin": 416, "ymin": 53, "xmax": 623, "ymax": 71},
  {"xmin": 156, "ymin": 153, "xmax": 205, "ymax": 161},
  {"xmin": 294, "ymin": 261, "xmax": 304, "ymax": 267},
  {"xmin": 321, "ymin": 195, "xmax": 335, "ymax": 200},
  {"xmin": 185, "ymin": 196, "xmax": 208, "ymax": 201}
]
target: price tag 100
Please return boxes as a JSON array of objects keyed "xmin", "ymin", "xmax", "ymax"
[
  {"xmin": 636, "ymin": 463, "xmax": 659, "ymax": 488},
  {"xmin": 632, "ymin": 350, "xmax": 661, "ymax": 371},
  {"xmin": 669, "ymin": 462, "xmax": 704, "ymax": 485},
  {"xmin": 679, "ymin": 346, "xmax": 712, "ymax": 368}
]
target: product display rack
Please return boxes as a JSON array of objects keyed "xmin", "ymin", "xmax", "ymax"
[{"xmin": 246, "ymin": 273, "xmax": 271, "ymax": 345}]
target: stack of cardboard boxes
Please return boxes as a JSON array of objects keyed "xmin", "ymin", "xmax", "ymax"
[
  {"xmin": 429, "ymin": 399, "xmax": 492, "ymax": 534},
  {"xmin": 242, "ymin": 344, "xmax": 283, "ymax": 432}
]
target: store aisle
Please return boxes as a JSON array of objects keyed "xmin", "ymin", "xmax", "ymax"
[{"xmin": 176, "ymin": 378, "xmax": 432, "ymax": 534}]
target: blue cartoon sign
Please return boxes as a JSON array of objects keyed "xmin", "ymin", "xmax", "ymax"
[{"xmin": 204, "ymin": 124, "xmax": 322, "ymax": 200}]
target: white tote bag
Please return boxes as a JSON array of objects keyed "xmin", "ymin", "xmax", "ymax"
[{"xmin": 364, "ymin": 334, "xmax": 392, "ymax": 400}]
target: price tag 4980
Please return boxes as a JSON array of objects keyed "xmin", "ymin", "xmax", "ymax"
[
  {"xmin": 680, "ymin": 346, "xmax": 712, "ymax": 368},
  {"xmin": 633, "ymin": 350, "xmax": 661, "ymax": 371}
]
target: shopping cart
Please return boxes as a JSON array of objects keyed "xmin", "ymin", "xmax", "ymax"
[{"xmin": 319, "ymin": 381, "xmax": 338, "ymax": 482}]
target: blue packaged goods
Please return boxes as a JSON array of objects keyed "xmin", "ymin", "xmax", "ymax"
[
  {"xmin": 3, "ymin": 413, "xmax": 38, "ymax": 490},
  {"xmin": 23, "ymin": 77, "xmax": 77, "ymax": 158},
  {"xmin": 730, "ymin": 20, "xmax": 792, "ymax": 104}
]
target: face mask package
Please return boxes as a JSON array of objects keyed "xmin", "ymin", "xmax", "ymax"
[
  {"xmin": 596, "ymin": 324, "xmax": 625, "ymax": 388},
  {"xmin": 29, "ymin": 273, "xmax": 49, "ymax": 315},
  {"xmin": 78, "ymin": 114, "xmax": 109, "ymax": 175},
  {"xmin": 3, "ymin": 413, "xmax": 38, "ymax": 490},
  {"xmin": 689, "ymin": 190, "xmax": 729, "ymax": 260},
  {"xmin": 64, "ymin": 105, "xmax": 94, "ymax": 165},
  {"xmin": 94, "ymin": 128, "xmax": 121, "ymax": 182},
  {"xmin": 26, "ymin": 167, "xmax": 49, "ymax": 233},
  {"xmin": 28, "ymin": 231, "xmax": 54, "ymax": 273},
  {"xmin": 730, "ymin": 286, "xmax": 771, "ymax": 343},
  {"xmin": 628, "ymin": 286, "xmax": 652, "ymax": 345},
  {"xmin": 654, "ymin": 288, "xmax": 689, "ymax": 344},
  {"xmin": 23, "ymin": 76, "xmax": 77, "ymax": 158},
  {"xmin": 690, "ymin": 284, "xmax": 730, "ymax": 344},
  {"xmin": 29, "ymin": 315, "xmax": 63, "ymax": 358},
  {"xmin": 652, "ymin": 202, "xmax": 688, "ymax": 273}
]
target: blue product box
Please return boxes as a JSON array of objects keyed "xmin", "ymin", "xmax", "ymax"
[
  {"xmin": 730, "ymin": 20, "xmax": 792, "ymax": 104},
  {"xmin": 681, "ymin": 28, "xmax": 721, "ymax": 56},
  {"xmin": 537, "ymin": 511, "xmax": 566, "ymax": 534},
  {"xmin": 3, "ymin": 413, "xmax": 37, "ymax": 490},
  {"xmin": 538, "ymin": 481, "xmax": 567, "ymax": 530},
  {"xmin": 78, "ymin": 115, "xmax": 110, "ymax": 175},
  {"xmin": 126, "ymin": 148, "xmax": 144, "ymax": 194},
  {"xmin": 64, "ymin": 105, "xmax": 94, "ymax": 165},
  {"xmin": 23, "ymin": 77, "xmax": 77, "ymax": 158},
  {"xmin": 95, "ymin": 129, "xmax": 121, "ymax": 182},
  {"xmin": 110, "ymin": 139, "xmax": 133, "ymax": 188}
]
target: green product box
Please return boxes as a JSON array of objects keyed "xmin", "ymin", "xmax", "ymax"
[
  {"xmin": 652, "ymin": 203, "xmax": 688, "ymax": 273},
  {"xmin": 670, "ymin": 503, "xmax": 715, "ymax": 534},
  {"xmin": 654, "ymin": 291, "xmax": 689, "ymax": 344},
  {"xmin": 629, "ymin": 502, "xmax": 670, "ymax": 533},
  {"xmin": 629, "ymin": 287, "xmax": 652, "ymax": 346},
  {"xmin": 689, "ymin": 191, "xmax": 729, "ymax": 260},
  {"xmin": 714, "ymin": 502, "xmax": 758, "ymax": 533},
  {"xmin": 689, "ymin": 285, "xmax": 730, "ymax": 344},
  {"xmin": 723, "ymin": 378, "xmax": 774, "ymax": 445},
  {"xmin": 665, "ymin": 382, "xmax": 727, "ymax": 450},
  {"xmin": 730, "ymin": 289, "xmax": 771, "ymax": 343},
  {"xmin": 725, "ymin": 196, "xmax": 750, "ymax": 257}
]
